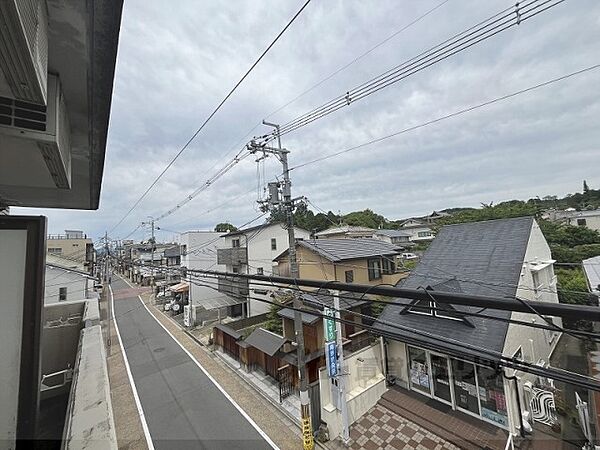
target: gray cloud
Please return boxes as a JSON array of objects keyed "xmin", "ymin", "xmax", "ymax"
[{"xmin": 14, "ymin": 0, "xmax": 600, "ymax": 241}]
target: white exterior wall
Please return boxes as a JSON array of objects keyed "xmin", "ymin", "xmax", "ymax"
[
  {"xmin": 386, "ymin": 340, "xmax": 409, "ymax": 389},
  {"xmin": 45, "ymin": 266, "xmax": 88, "ymax": 304},
  {"xmin": 503, "ymin": 220, "xmax": 562, "ymax": 374},
  {"xmin": 399, "ymin": 222, "xmax": 434, "ymax": 242},
  {"xmin": 319, "ymin": 343, "xmax": 387, "ymax": 439},
  {"xmin": 566, "ymin": 214, "xmax": 600, "ymax": 232},
  {"xmin": 222, "ymin": 224, "xmax": 310, "ymax": 316},
  {"xmin": 180, "ymin": 231, "xmax": 227, "ymax": 310}
]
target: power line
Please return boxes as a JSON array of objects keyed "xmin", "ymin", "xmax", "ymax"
[
  {"xmin": 263, "ymin": 0, "xmax": 452, "ymax": 120},
  {"xmin": 109, "ymin": 0, "xmax": 313, "ymax": 234},
  {"xmin": 289, "ymin": 62, "xmax": 600, "ymax": 171},
  {"xmin": 274, "ymin": 0, "xmax": 565, "ymax": 137}
]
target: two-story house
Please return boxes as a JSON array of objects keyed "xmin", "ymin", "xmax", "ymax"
[
  {"xmin": 374, "ymin": 217, "xmax": 561, "ymax": 439},
  {"xmin": 543, "ymin": 208, "xmax": 600, "ymax": 232},
  {"xmin": 314, "ymin": 225, "xmax": 376, "ymax": 239},
  {"xmin": 218, "ymin": 222, "xmax": 311, "ymax": 317},
  {"xmin": 274, "ymin": 238, "xmax": 408, "ymax": 286},
  {"xmin": 372, "ymin": 229, "xmax": 413, "ymax": 246},
  {"xmin": 396, "ymin": 219, "xmax": 434, "ymax": 242},
  {"xmin": 179, "ymin": 231, "xmax": 244, "ymax": 323}
]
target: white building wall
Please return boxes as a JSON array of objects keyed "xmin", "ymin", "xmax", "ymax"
[
  {"xmin": 566, "ymin": 214, "xmax": 600, "ymax": 232},
  {"xmin": 319, "ymin": 343, "xmax": 387, "ymax": 440},
  {"xmin": 503, "ymin": 220, "xmax": 562, "ymax": 381},
  {"xmin": 223, "ymin": 224, "xmax": 310, "ymax": 316},
  {"xmin": 179, "ymin": 231, "xmax": 227, "ymax": 309}
]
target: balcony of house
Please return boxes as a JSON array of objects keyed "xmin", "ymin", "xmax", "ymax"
[
  {"xmin": 217, "ymin": 275, "xmax": 250, "ymax": 299},
  {"xmin": 38, "ymin": 296, "xmax": 116, "ymax": 447},
  {"xmin": 217, "ymin": 246, "xmax": 248, "ymax": 266}
]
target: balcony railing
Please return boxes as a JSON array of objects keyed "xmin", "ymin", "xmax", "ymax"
[
  {"xmin": 217, "ymin": 247, "xmax": 248, "ymax": 266},
  {"xmin": 217, "ymin": 275, "xmax": 249, "ymax": 299}
]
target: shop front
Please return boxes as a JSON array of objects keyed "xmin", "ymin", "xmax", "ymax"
[{"xmin": 406, "ymin": 345, "xmax": 509, "ymax": 429}]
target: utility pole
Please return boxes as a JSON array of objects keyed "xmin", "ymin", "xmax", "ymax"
[
  {"xmin": 142, "ymin": 217, "xmax": 156, "ymax": 288},
  {"xmin": 250, "ymin": 121, "xmax": 314, "ymax": 450},
  {"xmin": 333, "ymin": 290, "xmax": 350, "ymax": 444},
  {"xmin": 104, "ymin": 231, "xmax": 111, "ymax": 355}
]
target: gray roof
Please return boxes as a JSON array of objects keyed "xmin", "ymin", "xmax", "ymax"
[
  {"xmin": 164, "ymin": 246, "xmax": 181, "ymax": 257},
  {"xmin": 278, "ymin": 308, "xmax": 320, "ymax": 325},
  {"xmin": 244, "ymin": 328, "xmax": 287, "ymax": 356},
  {"xmin": 222, "ymin": 222, "xmax": 309, "ymax": 238},
  {"xmin": 374, "ymin": 216, "xmax": 535, "ymax": 359},
  {"xmin": 212, "ymin": 324, "xmax": 243, "ymax": 341},
  {"xmin": 283, "ymin": 239, "xmax": 402, "ymax": 262},
  {"xmin": 315, "ymin": 225, "xmax": 375, "ymax": 236},
  {"xmin": 277, "ymin": 291, "xmax": 366, "ymax": 324},
  {"xmin": 583, "ymin": 256, "xmax": 600, "ymax": 293},
  {"xmin": 374, "ymin": 229, "xmax": 412, "ymax": 238}
]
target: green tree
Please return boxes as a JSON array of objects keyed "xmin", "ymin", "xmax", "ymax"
[
  {"xmin": 343, "ymin": 209, "xmax": 388, "ymax": 229},
  {"xmin": 214, "ymin": 222, "xmax": 238, "ymax": 232},
  {"xmin": 584, "ymin": 180, "xmax": 590, "ymax": 193}
]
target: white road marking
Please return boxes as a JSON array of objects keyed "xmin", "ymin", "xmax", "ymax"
[
  {"xmin": 120, "ymin": 277, "xmax": 280, "ymax": 450},
  {"xmin": 109, "ymin": 284, "xmax": 155, "ymax": 450}
]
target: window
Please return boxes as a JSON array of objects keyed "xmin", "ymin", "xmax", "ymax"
[
  {"xmin": 577, "ymin": 218, "xmax": 587, "ymax": 226},
  {"xmin": 417, "ymin": 231, "xmax": 432, "ymax": 238},
  {"xmin": 59, "ymin": 287, "xmax": 67, "ymax": 301},
  {"xmin": 271, "ymin": 238, "xmax": 277, "ymax": 251},
  {"xmin": 382, "ymin": 257, "xmax": 395, "ymax": 275},
  {"xmin": 256, "ymin": 267, "xmax": 264, "ymax": 275},
  {"xmin": 477, "ymin": 366, "xmax": 509, "ymax": 427},
  {"xmin": 367, "ymin": 258, "xmax": 381, "ymax": 280},
  {"xmin": 48, "ymin": 247, "xmax": 62, "ymax": 255},
  {"xmin": 345, "ymin": 270, "xmax": 354, "ymax": 283},
  {"xmin": 232, "ymin": 267, "xmax": 240, "ymax": 274},
  {"xmin": 232, "ymin": 238, "xmax": 240, "ymax": 248},
  {"xmin": 72, "ymin": 243, "xmax": 79, "ymax": 247}
]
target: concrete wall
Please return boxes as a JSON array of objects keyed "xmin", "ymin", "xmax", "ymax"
[
  {"xmin": 223, "ymin": 224, "xmax": 311, "ymax": 316},
  {"xmin": 46, "ymin": 238, "xmax": 92, "ymax": 262},
  {"xmin": 319, "ymin": 343, "xmax": 387, "ymax": 440},
  {"xmin": 180, "ymin": 231, "xmax": 228, "ymax": 314},
  {"xmin": 504, "ymin": 220, "xmax": 562, "ymax": 377},
  {"xmin": 45, "ymin": 266, "xmax": 88, "ymax": 304},
  {"xmin": 62, "ymin": 325, "xmax": 117, "ymax": 449}
]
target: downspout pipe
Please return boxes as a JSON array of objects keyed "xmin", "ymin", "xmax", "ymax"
[{"xmin": 503, "ymin": 370, "xmax": 526, "ymax": 438}]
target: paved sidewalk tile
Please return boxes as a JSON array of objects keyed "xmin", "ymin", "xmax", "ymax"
[{"xmin": 327, "ymin": 404, "xmax": 462, "ymax": 450}]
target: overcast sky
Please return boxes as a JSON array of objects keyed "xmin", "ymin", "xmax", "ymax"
[{"xmin": 15, "ymin": 0, "xmax": 600, "ymax": 242}]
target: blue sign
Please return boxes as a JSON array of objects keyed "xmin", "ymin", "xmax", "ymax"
[{"xmin": 327, "ymin": 342, "xmax": 338, "ymax": 378}]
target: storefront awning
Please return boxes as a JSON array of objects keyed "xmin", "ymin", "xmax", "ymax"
[{"xmin": 169, "ymin": 282, "xmax": 189, "ymax": 293}]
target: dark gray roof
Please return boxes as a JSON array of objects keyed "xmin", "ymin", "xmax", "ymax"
[
  {"xmin": 374, "ymin": 216, "xmax": 535, "ymax": 359},
  {"xmin": 278, "ymin": 308, "xmax": 320, "ymax": 325},
  {"xmin": 164, "ymin": 246, "xmax": 181, "ymax": 257},
  {"xmin": 213, "ymin": 324, "xmax": 242, "ymax": 340},
  {"xmin": 281, "ymin": 239, "xmax": 402, "ymax": 262},
  {"xmin": 583, "ymin": 256, "xmax": 600, "ymax": 293},
  {"xmin": 222, "ymin": 222, "xmax": 309, "ymax": 238},
  {"xmin": 244, "ymin": 328, "xmax": 287, "ymax": 356},
  {"xmin": 374, "ymin": 229, "xmax": 412, "ymax": 238}
]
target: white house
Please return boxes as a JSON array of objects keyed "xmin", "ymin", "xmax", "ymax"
[
  {"xmin": 314, "ymin": 225, "xmax": 376, "ymax": 239},
  {"xmin": 375, "ymin": 217, "xmax": 561, "ymax": 438},
  {"xmin": 543, "ymin": 208, "xmax": 600, "ymax": 232},
  {"xmin": 397, "ymin": 219, "xmax": 434, "ymax": 242},
  {"xmin": 180, "ymin": 231, "xmax": 245, "ymax": 323},
  {"xmin": 372, "ymin": 229, "xmax": 413, "ymax": 246},
  {"xmin": 218, "ymin": 222, "xmax": 311, "ymax": 316}
]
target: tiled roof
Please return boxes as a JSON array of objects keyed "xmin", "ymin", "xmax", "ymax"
[
  {"xmin": 583, "ymin": 256, "xmax": 600, "ymax": 294},
  {"xmin": 375, "ymin": 216, "xmax": 535, "ymax": 358},
  {"xmin": 244, "ymin": 328, "xmax": 287, "ymax": 356},
  {"xmin": 315, "ymin": 225, "xmax": 375, "ymax": 236},
  {"xmin": 374, "ymin": 229, "xmax": 413, "ymax": 238},
  {"xmin": 295, "ymin": 239, "xmax": 402, "ymax": 262}
]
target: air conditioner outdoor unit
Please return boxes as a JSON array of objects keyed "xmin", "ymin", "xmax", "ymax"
[
  {"xmin": 0, "ymin": 74, "xmax": 72, "ymax": 189},
  {"xmin": 0, "ymin": 0, "xmax": 49, "ymax": 104}
]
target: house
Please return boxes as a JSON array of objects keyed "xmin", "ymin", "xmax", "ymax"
[
  {"xmin": 163, "ymin": 245, "xmax": 181, "ymax": 267},
  {"xmin": 543, "ymin": 208, "xmax": 600, "ymax": 232},
  {"xmin": 374, "ymin": 217, "xmax": 561, "ymax": 438},
  {"xmin": 179, "ymin": 231, "xmax": 244, "ymax": 324},
  {"xmin": 314, "ymin": 225, "xmax": 376, "ymax": 239},
  {"xmin": 274, "ymin": 238, "xmax": 408, "ymax": 286},
  {"xmin": 372, "ymin": 229, "xmax": 413, "ymax": 246},
  {"xmin": 217, "ymin": 222, "xmax": 311, "ymax": 317},
  {"xmin": 583, "ymin": 255, "xmax": 600, "ymax": 305},
  {"xmin": 46, "ymin": 230, "xmax": 94, "ymax": 266},
  {"xmin": 396, "ymin": 219, "xmax": 434, "ymax": 242}
]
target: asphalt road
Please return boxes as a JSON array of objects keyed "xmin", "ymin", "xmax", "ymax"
[{"xmin": 111, "ymin": 277, "xmax": 272, "ymax": 450}]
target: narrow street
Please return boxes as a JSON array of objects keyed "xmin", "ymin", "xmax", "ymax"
[{"xmin": 109, "ymin": 276, "xmax": 274, "ymax": 450}]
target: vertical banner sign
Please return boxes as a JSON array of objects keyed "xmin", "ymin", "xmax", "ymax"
[
  {"xmin": 324, "ymin": 307, "xmax": 338, "ymax": 378},
  {"xmin": 325, "ymin": 307, "xmax": 336, "ymax": 342},
  {"xmin": 327, "ymin": 342, "xmax": 338, "ymax": 378}
]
